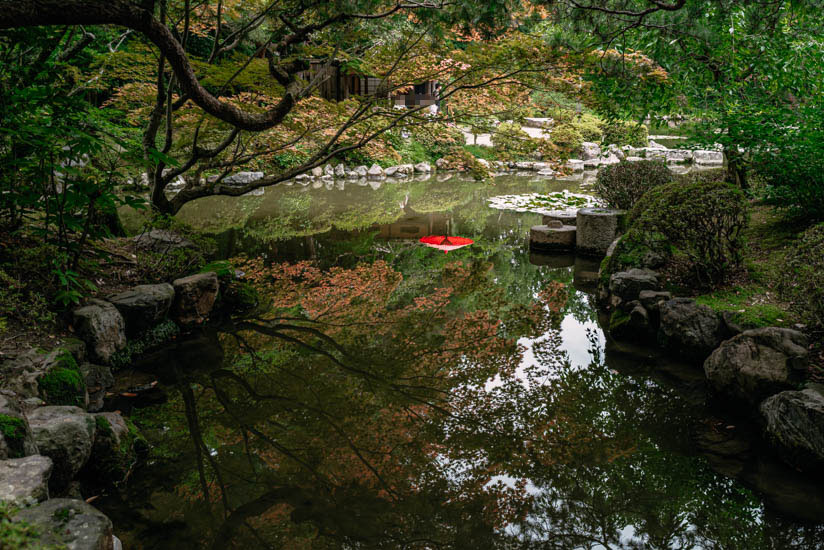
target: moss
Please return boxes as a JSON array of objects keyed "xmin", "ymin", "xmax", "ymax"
[
  {"xmin": 94, "ymin": 415, "xmax": 113, "ymax": 436},
  {"xmin": 0, "ymin": 414, "xmax": 27, "ymax": 458},
  {"xmin": 609, "ymin": 309, "xmax": 631, "ymax": 333},
  {"xmin": 0, "ymin": 503, "xmax": 62, "ymax": 550},
  {"xmin": 695, "ymin": 287, "xmax": 796, "ymax": 328},
  {"xmin": 38, "ymin": 352, "xmax": 85, "ymax": 407}
]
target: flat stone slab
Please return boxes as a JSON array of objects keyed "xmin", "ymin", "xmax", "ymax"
[
  {"xmin": 13, "ymin": 498, "xmax": 114, "ymax": 550},
  {"xmin": 530, "ymin": 224, "xmax": 576, "ymax": 251}
]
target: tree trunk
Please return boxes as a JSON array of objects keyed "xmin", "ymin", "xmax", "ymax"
[{"xmin": 723, "ymin": 146, "xmax": 748, "ymax": 190}]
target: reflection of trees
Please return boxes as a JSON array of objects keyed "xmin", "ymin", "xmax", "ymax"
[{"xmin": 106, "ymin": 251, "xmax": 824, "ymax": 549}]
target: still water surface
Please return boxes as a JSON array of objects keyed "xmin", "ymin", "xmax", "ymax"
[{"xmin": 103, "ymin": 174, "xmax": 824, "ymax": 549}]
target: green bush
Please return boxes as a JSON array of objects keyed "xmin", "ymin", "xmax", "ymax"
[
  {"xmin": 594, "ymin": 160, "xmax": 672, "ymax": 210},
  {"xmin": 491, "ymin": 122, "xmax": 537, "ymax": 159},
  {"xmin": 437, "ymin": 149, "xmax": 491, "ymax": 180},
  {"xmin": 404, "ymin": 123, "xmax": 465, "ymax": 161},
  {"xmin": 780, "ymin": 223, "xmax": 824, "ymax": 328},
  {"xmin": 570, "ymin": 113, "xmax": 604, "ymax": 142},
  {"xmin": 549, "ymin": 123, "xmax": 583, "ymax": 158},
  {"xmin": 601, "ymin": 120, "xmax": 649, "ymax": 147},
  {"xmin": 630, "ymin": 180, "xmax": 749, "ymax": 284}
]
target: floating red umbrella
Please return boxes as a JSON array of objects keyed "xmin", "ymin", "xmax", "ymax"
[{"xmin": 419, "ymin": 235, "xmax": 474, "ymax": 254}]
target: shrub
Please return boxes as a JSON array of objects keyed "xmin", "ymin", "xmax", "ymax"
[
  {"xmin": 492, "ymin": 122, "xmax": 537, "ymax": 159},
  {"xmin": 570, "ymin": 113, "xmax": 604, "ymax": 142},
  {"xmin": 436, "ymin": 149, "xmax": 491, "ymax": 180},
  {"xmin": 594, "ymin": 160, "xmax": 672, "ymax": 210},
  {"xmin": 404, "ymin": 122, "xmax": 465, "ymax": 161},
  {"xmin": 601, "ymin": 120, "xmax": 648, "ymax": 147},
  {"xmin": 780, "ymin": 223, "xmax": 824, "ymax": 328},
  {"xmin": 630, "ymin": 180, "xmax": 749, "ymax": 284},
  {"xmin": 549, "ymin": 123, "xmax": 583, "ymax": 158}
]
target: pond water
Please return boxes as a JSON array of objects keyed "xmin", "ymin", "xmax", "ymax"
[{"xmin": 102, "ymin": 174, "xmax": 824, "ymax": 549}]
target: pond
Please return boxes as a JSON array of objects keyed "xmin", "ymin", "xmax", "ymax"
[{"xmin": 102, "ymin": 173, "xmax": 824, "ymax": 549}]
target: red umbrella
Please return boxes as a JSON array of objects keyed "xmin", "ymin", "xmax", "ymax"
[{"xmin": 419, "ymin": 235, "xmax": 474, "ymax": 254}]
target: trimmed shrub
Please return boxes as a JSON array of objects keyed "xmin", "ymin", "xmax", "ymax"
[
  {"xmin": 594, "ymin": 160, "xmax": 672, "ymax": 210},
  {"xmin": 570, "ymin": 113, "xmax": 604, "ymax": 142},
  {"xmin": 492, "ymin": 122, "xmax": 537, "ymax": 159},
  {"xmin": 601, "ymin": 120, "xmax": 648, "ymax": 147},
  {"xmin": 549, "ymin": 123, "xmax": 583, "ymax": 158},
  {"xmin": 780, "ymin": 223, "xmax": 824, "ymax": 328},
  {"xmin": 630, "ymin": 180, "xmax": 749, "ymax": 284}
]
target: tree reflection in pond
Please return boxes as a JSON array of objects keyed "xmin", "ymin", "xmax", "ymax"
[{"xmin": 102, "ymin": 254, "xmax": 824, "ymax": 550}]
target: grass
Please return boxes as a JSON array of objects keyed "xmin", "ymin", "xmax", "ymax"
[{"xmin": 462, "ymin": 144, "xmax": 498, "ymax": 161}]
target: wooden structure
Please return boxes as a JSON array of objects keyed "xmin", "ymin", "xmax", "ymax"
[{"xmin": 301, "ymin": 60, "xmax": 438, "ymax": 108}]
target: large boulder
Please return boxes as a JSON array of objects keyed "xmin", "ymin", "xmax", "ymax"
[
  {"xmin": 761, "ymin": 385, "xmax": 824, "ymax": 468},
  {"xmin": 581, "ymin": 142, "xmax": 601, "ymax": 161},
  {"xmin": 704, "ymin": 328, "xmax": 808, "ymax": 404},
  {"xmin": 1, "ymin": 350, "xmax": 87, "ymax": 408},
  {"xmin": 608, "ymin": 269, "xmax": 659, "ymax": 303},
  {"xmin": 172, "ymin": 272, "xmax": 219, "ymax": 325},
  {"xmin": 0, "ymin": 455, "xmax": 53, "ymax": 505},
  {"xmin": 14, "ymin": 498, "xmax": 114, "ymax": 550},
  {"xmin": 414, "ymin": 162, "xmax": 432, "ymax": 173},
  {"xmin": 0, "ymin": 392, "xmax": 38, "ymax": 459},
  {"xmin": 71, "ymin": 300, "xmax": 126, "ymax": 364},
  {"xmin": 658, "ymin": 298, "xmax": 727, "ymax": 360},
  {"xmin": 222, "ymin": 171, "xmax": 263, "ymax": 185},
  {"xmin": 28, "ymin": 406, "xmax": 95, "ymax": 492},
  {"xmin": 109, "ymin": 283, "xmax": 175, "ymax": 336}
]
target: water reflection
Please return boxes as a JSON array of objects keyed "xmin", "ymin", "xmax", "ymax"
[{"xmin": 103, "ymin": 176, "xmax": 824, "ymax": 549}]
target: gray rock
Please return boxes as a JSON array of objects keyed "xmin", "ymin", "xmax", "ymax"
[
  {"xmin": 608, "ymin": 269, "xmax": 659, "ymax": 302},
  {"xmin": 576, "ymin": 208, "xmax": 628, "ymax": 256},
  {"xmin": 367, "ymin": 164, "xmax": 384, "ymax": 179},
  {"xmin": 385, "ymin": 165, "xmax": 400, "ymax": 176},
  {"xmin": 566, "ymin": 159, "xmax": 584, "ymax": 172},
  {"xmin": 414, "ymin": 162, "xmax": 432, "ymax": 173},
  {"xmin": 222, "ymin": 171, "xmax": 263, "ymax": 185},
  {"xmin": 530, "ymin": 224, "xmax": 576, "ymax": 251},
  {"xmin": 0, "ymin": 392, "xmax": 38, "ymax": 459},
  {"xmin": 14, "ymin": 498, "xmax": 114, "ymax": 550},
  {"xmin": 132, "ymin": 229, "xmax": 194, "ymax": 253},
  {"xmin": 0, "ymin": 455, "xmax": 52, "ymax": 505},
  {"xmin": 71, "ymin": 300, "xmax": 126, "ymax": 364},
  {"xmin": 355, "ymin": 165, "xmax": 368, "ymax": 177},
  {"xmin": 172, "ymin": 272, "xmax": 219, "ymax": 325},
  {"xmin": 704, "ymin": 328, "xmax": 809, "ymax": 404},
  {"xmin": 396, "ymin": 164, "xmax": 415, "ymax": 175},
  {"xmin": 658, "ymin": 298, "xmax": 727, "ymax": 360},
  {"xmin": 79, "ymin": 363, "xmax": 114, "ymax": 413},
  {"xmin": 638, "ymin": 290, "xmax": 672, "ymax": 314},
  {"xmin": 323, "ymin": 164, "xmax": 334, "ymax": 176},
  {"xmin": 108, "ymin": 283, "xmax": 175, "ymax": 336},
  {"xmin": 581, "ymin": 142, "xmax": 601, "ymax": 161},
  {"xmin": 311, "ymin": 166, "xmax": 323, "ymax": 177},
  {"xmin": 761, "ymin": 386, "xmax": 824, "ymax": 467},
  {"xmin": 334, "ymin": 164, "xmax": 346, "ymax": 177},
  {"xmin": 28, "ymin": 406, "xmax": 95, "ymax": 492}
]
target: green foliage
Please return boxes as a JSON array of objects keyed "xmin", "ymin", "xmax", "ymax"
[
  {"xmin": 491, "ymin": 122, "xmax": 537, "ymax": 159},
  {"xmin": 601, "ymin": 120, "xmax": 648, "ymax": 148},
  {"xmin": 0, "ymin": 266, "xmax": 55, "ymax": 331},
  {"xmin": 134, "ymin": 216, "xmax": 216, "ymax": 283},
  {"xmin": 630, "ymin": 180, "xmax": 749, "ymax": 284},
  {"xmin": 780, "ymin": 223, "xmax": 824, "ymax": 329},
  {"xmin": 0, "ymin": 415, "xmax": 27, "ymax": 459},
  {"xmin": 37, "ymin": 352, "xmax": 85, "ymax": 407},
  {"xmin": 462, "ymin": 145, "xmax": 497, "ymax": 161},
  {"xmin": 549, "ymin": 123, "xmax": 583, "ymax": 157},
  {"xmin": 594, "ymin": 160, "xmax": 671, "ymax": 210},
  {"xmin": 402, "ymin": 123, "xmax": 465, "ymax": 162},
  {"xmin": 437, "ymin": 149, "xmax": 490, "ymax": 180},
  {"xmin": 599, "ymin": 229, "xmax": 673, "ymax": 288},
  {"xmin": 109, "ymin": 320, "xmax": 181, "ymax": 370},
  {"xmin": 570, "ymin": 113, "xmax": 604, "ymax": 142}
]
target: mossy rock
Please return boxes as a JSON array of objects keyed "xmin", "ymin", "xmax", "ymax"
[
  {"xmin": 37, "ymin": 351, "xmax": 87, "ymax": 408},
  {"xmin": 0, "ymin": 414, "xmax": 28, "ymax": 459},
  {"xmin": 599, "ymin": 229, "xmax": 673, "ymax": 290},
  {"xmin": 83, "ymin": 413, "xmax": 147, "ymax": 487}
]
